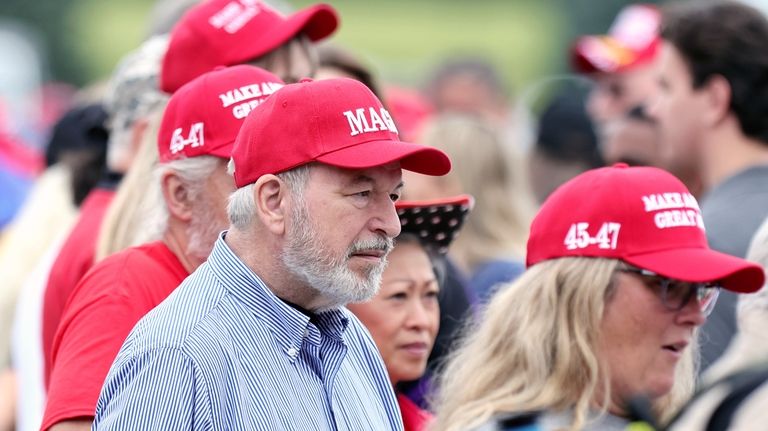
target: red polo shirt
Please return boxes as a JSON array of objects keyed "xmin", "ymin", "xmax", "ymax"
[
  {"xmin": 42, "ymin": 187, "xmax": 115, "ymax": 384},
  {"xmin": 42, "ymin": 241, "xmax": 188, "ymax": 430}
]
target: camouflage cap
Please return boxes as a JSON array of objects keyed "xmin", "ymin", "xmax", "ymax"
[{"xmin": 104, "ymin": 34, "xmax": 170, "ymax": 136}]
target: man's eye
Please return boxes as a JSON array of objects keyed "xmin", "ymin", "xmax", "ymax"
[
  {"xmin": 389, "ymin": 193, "xmax": 400, "ymax": 202},
  {"xmin": 355, "ymin": 191, "xmax": 371, "ymax": 198}
]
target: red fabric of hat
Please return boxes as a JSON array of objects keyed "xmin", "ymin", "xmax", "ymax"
[
  {"xmin": 231, "ymin": 77, "xmax": 451, "ymax": 187},
  {"xmin": 158, "ymin": 65, "xmax": 284, "ymax": 162},
  {"xmin": 161, "ymin": 0, "xmax": 338, "ymax": 93},
  {"xmin": 526, "ymin": 163, "xmax": 765, "ymax": 293},
  {"xmin": 571, "ymin": 4, "xmax": 660, "ymax": 74}
]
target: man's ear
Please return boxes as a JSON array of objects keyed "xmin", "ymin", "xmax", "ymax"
[
  {"xmin": 702, "ymin": 74, "xmax": 732, "ymax": 126},
  {"xmin": 161, "ymin": 170, "xmax": 194, "ymax": 222},
  {"xmin": 253, "ymin": 174, "xmax": 287, "ymax": 235}
]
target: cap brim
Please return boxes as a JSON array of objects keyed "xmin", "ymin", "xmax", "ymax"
[
  {"xmin": 571, "ymin": 35, "xmax": 659, "ymax": 74},
  {"xmin": 229, "ymin": 4, "xmax": 339, "ymax": 69},
  {"xmin": 315, "ymin": 139, "xmax": 451, "ymax": 176},
  {"xmin": 284, "ymin": 4, "xmax": 339, "ymax": 43},
  {"xmin": 572, "ymin": 36, "xmax": 627, "ymax": 74},
  {"xmin": 625, "ymin": 248, "xmax": 765, "ymax": 293},
  {"xmin": 395, "ymin": 194, "xmax": 474, "ymax": 210},
  {"xmin": 396, "ymin": 194, "xmax": 474, "ymax": 253}
]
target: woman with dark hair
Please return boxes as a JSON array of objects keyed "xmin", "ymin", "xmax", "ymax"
[{"xmin": 347, "ymin": 195, "xmax": 472, "ymax": 431}]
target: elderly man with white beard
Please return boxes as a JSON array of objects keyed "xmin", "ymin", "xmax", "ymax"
[
  {"xmin": 41, "ymin": 65, "xmax": 285, "ymax": 431},
  {"xmin": 91, "ymin": 77, "xmax": 452, "ymax": 430}
]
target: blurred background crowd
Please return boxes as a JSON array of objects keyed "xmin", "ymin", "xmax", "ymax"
[{"xmin": 3, "ymin": 0, "xmax": 768, "ymax": 430}]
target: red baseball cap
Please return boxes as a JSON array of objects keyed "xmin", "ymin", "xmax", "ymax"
[
  {"xmin": 384, "ymin": 85, "xmax": 434, "ymax": 143},
  {"xmin": 158, "ymin": 65, "xmax": 284, "ymax": 163},
  {"xmin": 231, "ymin": 77, "xmax": 451, "ymax": 187},
  {"xmin": 526, "ymin": 163, "xmax": 764, "ymax": 293},
  {"xmin": 161, "ymin": 0, "xmax": 338, "ymax": 93},
  {"xmin": 571, "ymin": 4, "xmax": 661, "ymax": 74}
]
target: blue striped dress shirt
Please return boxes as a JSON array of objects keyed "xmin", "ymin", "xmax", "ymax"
[{"xmin": 93, "ymin": 233, "xmax": 403, "ymax": 430}]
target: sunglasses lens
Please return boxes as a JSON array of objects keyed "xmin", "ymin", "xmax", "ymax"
[
  {"xmin": 698, "ymin": 286, "xmax": 720, "ymax": 316},
  {"xmin": 663, "ymin": 280, "xmax": 693, "ymax": 310},
  {"xmin": 621, "ymin": 266, "xmax": 721, "ymax": 316}
]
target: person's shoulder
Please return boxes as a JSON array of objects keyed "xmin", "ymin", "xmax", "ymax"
[
  {"xmin": 702, "ymin": 165, "xmax": 768, "ymax": 207},
  {"xmin": 667, "ymin": 364, "xmax": 768, "ymax": 431},
  {"xmin": 470, "ymin": 258, "xmax": 525, "ymax": 300},
  {"xmin": 471, "ymin": 258, "xmax": 525, "ymax": 281},
  {"xmin": 122, "ymin": 262, "xmax": 227, "ymax": 353},
  {"xmin": 70, "ymin": 242, "xmax": 175, "ymax": 297}
]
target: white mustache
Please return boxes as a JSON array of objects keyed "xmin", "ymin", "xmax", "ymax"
[{"xmin": 347, "ymin": 236, "xmax": 393, "ymax": 257}]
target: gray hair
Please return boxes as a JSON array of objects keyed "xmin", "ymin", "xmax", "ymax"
[
  {"xmin": 105, "ymin": 34, "xmax": 169, "ymax": 171},
  {"xmin": 227, "ymin": 161, "xmax": 312, "ymax": 230},
  {"xmin": 143, "ymin": 155, "xmax": 224, "ymax": 240}
]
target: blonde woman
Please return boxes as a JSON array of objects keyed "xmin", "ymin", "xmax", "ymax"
[
  {"xmin": 431, "ymin": 164, "xmax": 764, "ymax": 431},
  {"xmin": 405, "ymin": 114, "xmax": 537, "ymax": 302}
]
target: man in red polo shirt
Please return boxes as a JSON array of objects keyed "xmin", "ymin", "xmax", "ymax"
[
  {"xmin": 41, "ymin": 66, "xmax": 285, "ymax": 431},
  {"xmin": 41, "ymin": 36, "xmax": 169, "ymax": 385}
]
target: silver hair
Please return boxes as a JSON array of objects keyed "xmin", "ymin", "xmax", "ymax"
[
  {"xmin": 142, "ymin": 156, "xmax": 224, "ymax": 240},
  {"xmin": 226, "ymin": 161, "xmax": 311, "ymax": 229}
]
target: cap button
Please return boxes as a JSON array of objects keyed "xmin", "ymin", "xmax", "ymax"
[
  {"xmin": 299, "ymin": 77, "xmax": 313, "ymax": 83},
  {"xmin": 612, "ymin": 162, "xmax": 629, "ymax": 169}
]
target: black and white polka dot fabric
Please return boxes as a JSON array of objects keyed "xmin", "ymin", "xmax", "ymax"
[{"xmin": 395, "ymin": 194, "xmax": 474, "ymax": 254}]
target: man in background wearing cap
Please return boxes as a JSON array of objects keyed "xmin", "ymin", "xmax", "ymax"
[
  {"xmin": 41, "ymin": 66, "xmax": 284, "ymax": 431},
  {"xmin": 648, "ymin": 0, "xmax": 768, "ymax": 370},
  {"xmin": 93, "ymin": 78, "xmax": 450, "ymax": 430},
  {"xmin": 161, "ymin": 0, "xmax": 338, "ymax": 93},
  {"xmin": 572, "ymin": 3, "xmax": 704, "ymax": 197},
  {"xmin": 40, "ymin": 35, "xmax": 169, "ymax": 388},
  {"xmin": 572, "ymin": 3, "xmax": 661, "ymax": 128}
]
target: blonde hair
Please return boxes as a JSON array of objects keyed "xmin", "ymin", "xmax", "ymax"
[
  {"xmin": 419, "ymin": 114, "xmax": 537, "ymax": 271},
  {"xmin": 96, "ymin": 104, "xmax": 165, "ymax": 260},
  {"xmin": 430, "ymin": 257, "xmax": 696, "ymax": 431}
]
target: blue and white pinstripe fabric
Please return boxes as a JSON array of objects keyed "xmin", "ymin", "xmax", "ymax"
[{"xmin": 92, "ymin": 233, "xmax": 404, "ymax": 430}]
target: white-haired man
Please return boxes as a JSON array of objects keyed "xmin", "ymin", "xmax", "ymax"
[
  {"xmin": 42, "ymin": 65, "xmax": 284, "ymax": 431},
  {"xmin": 93, "ymin": 78, "xmax": 451, "ymax": 430},
  {"xmin": 41, "ymin": 35, "xmax": 169, "ymax": 385}
]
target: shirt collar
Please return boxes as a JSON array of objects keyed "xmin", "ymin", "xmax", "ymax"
[{"xmin": 207, "ymin": 232, "xmax": 350, "ymax": 359}]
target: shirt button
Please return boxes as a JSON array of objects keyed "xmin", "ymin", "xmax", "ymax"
[{"xmin": 286, "ymin": 347, "xmax": 298, "ymax": 357}]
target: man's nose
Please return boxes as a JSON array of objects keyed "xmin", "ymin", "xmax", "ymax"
[{"xmin": 370, "ymin": 197, "xmax": 401, "ymax": 239}]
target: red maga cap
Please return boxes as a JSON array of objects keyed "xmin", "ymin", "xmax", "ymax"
[
  {"xmin": 572, "ymin": 4, "xmax": 661, "ymax": 74},
  {"xmin": 231, "ymin": 77, "xmax": 451, "ymax": 187},
  {"xmin": 161, "ymin": 0, "xmax": 338, "ymax": 93},
  {"xmin": 526, "ymin": 163, "xmax": 764, "ymax": 293},
  {"xmin": 158, "ymin": 65, "xmax": 284, "ymax": 162}
]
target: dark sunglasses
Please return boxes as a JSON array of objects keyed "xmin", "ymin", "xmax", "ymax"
[{"xmin": 618, "ymin": 265, "xmax": 721, "ymax": 316}]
